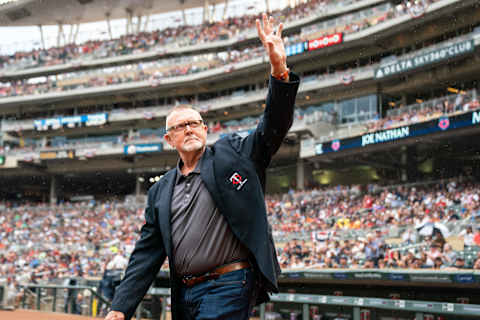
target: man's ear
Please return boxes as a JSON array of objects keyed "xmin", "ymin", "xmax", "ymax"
[{"xmin": 164, "ymin": 133, "xmax": 175, "ymax": 148}]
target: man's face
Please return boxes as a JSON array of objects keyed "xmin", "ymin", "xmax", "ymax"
[{"xmin": 164, "ymin": 109, "xmax": 208, "ymax": 153}]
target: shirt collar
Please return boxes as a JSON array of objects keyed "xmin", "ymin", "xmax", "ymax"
[{"xmin": 175, "ymin": 155, "xmax": 203, "ymax": 184}]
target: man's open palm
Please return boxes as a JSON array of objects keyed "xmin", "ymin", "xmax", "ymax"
[{"xmin": 256, "ymin": 13, "xmax": 287, "ymax": 74}]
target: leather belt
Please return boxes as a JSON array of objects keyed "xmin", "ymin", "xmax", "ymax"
[{"xmin": 181, "ymin": 261, "xmax": 250, "ymax": 287}]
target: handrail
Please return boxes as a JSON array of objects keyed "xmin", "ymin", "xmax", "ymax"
[
  {"xmin": 18, "ymin": 284, "xmax": 112, "ymax": 316},
  {"xmin": 262, "ymin": 293, "xmax": 480, "ymax": 319},
  {"xmin": 16, "ymin": 282, "xmax": 480, "ymax": 319}
]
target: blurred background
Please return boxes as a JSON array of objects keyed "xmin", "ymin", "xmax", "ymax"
[{"xmin": 0, "ymin": 0, "xmax": 480, "ymax": 319}]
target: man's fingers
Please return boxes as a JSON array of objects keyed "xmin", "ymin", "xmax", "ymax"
[
  {"xmin": 256, "ymin": 19, "xmax": 265, "ymax": 42},
  {"xmin": 277, "ymin": 23, "xmax": 283, "ymax": 38},
  {"xmin": 262, "ymin": 13, "xmax": 268, "ymax": 30},
  {"xmin": 105, "ymin": 311, "xmax": 125, "ymax": 320},
  {"xmin": 267, "ymin": 16, "xmax": 274, "ymax": 33}
]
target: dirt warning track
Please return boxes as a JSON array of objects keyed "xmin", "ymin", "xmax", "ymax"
[{"xmin": 0, "ymin": 309, "xmax": 99, "ymax": 320}]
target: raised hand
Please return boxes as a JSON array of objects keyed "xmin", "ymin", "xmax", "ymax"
[{"xmin": 256, "ymin": 13, "xmax": 288, "ymax": 80}]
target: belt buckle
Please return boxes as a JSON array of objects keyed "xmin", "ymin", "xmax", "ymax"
[
  {"xmin": 209, "ymin": 272, "xmax": 220, "ymax": 280},
  {"xmin": 182, "ymin": 275, "xmax": 194, "ymax": 285}
]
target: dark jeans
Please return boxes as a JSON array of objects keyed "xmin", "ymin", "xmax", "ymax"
[{"xmin": 177, "ymin": 267, "xmax": 255, "ymax": 320}]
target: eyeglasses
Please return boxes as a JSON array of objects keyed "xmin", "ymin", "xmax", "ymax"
[{"xmin": 167, "ymin": 119, "xmax": 203, "ymax": 132}]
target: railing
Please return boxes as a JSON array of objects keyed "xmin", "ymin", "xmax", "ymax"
[
  {"xmin": 14, "ymin": 284, "xmax": 480, "ymax": 319},
  {"xmin": 17, "ymin": 284, "xmax": 111, "ymax": 317},
  {"xmin": 0, "ymin": 279, "xmax": 6, "ymax": 308},
  {"xmin": 260, "ymin": 293, "xmax": 480, "ymax": 320}
]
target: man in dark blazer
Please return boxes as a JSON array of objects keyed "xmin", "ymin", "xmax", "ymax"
[{"xmin": 106, "ymin": 13, "xmax": 300, "ymax": 320}]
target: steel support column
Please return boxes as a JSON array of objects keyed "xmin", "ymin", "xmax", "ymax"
[
  {"xmin": 38, "ymin": 25, "xmax": 46, "ymax": 49},
  {"xmin": 223, "ymin": 0, "xmax": 229, "ymax": 19},
  {"xmin": 50, "ymin": 176, "xmax": 57, "ymax": 205},
  {"xmin": 106, "ymin": 13, "xmax": 113, "ymax": 39}
]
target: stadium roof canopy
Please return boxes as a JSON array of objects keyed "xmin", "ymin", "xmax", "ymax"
[{"xmin": 0, "ymin": 0, "xmax": 226, "ymax": 26}]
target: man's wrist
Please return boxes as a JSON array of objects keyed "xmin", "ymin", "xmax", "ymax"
[
  {"xmin": 271, "ymin": 67, "xmax": 290, "ymax": 81},
  {"xmin": 271, "ymin": 64, "xmax": 288, "ymax": 76}
]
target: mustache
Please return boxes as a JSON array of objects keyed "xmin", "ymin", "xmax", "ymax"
[{"xmin": 183, "ymin": 135, "xmax": 200, "ymax": 143}]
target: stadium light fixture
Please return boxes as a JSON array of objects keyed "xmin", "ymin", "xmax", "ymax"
[
  {"xmin": 388, "ymin": 102, "xmax": 396, "ymax": 107},
  {"xmin": 447, "ymin": 87, "xmax": 459, "ymax": 93},
  {"xmin": 416, "ymin": 99, "xmax": 423, "ymax": 104},
  {"xmin": 149, "ymin": 177, "xmax": 155, "ymax": 183}
]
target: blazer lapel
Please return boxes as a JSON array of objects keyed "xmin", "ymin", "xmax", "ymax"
[
  {"xmin": 155, "ymin": 170, "xmax": 176, "ymax": 258},
  {"xmin": 200, "ymin": 147, "xmax": 221, "ymax": 205}
]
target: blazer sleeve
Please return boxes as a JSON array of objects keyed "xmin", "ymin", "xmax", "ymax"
[
  {"xmin": 110, "ymin": 186, "xmax": 167, "ymax": 320},
  {"xmin": 245, "ymin": 72, "xmax": 300, "ymax": 169}
]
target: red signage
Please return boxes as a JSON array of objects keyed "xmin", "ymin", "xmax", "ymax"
[{"xmin": 308, "ymin": 33, "xmax": 343, "ymax": 51}]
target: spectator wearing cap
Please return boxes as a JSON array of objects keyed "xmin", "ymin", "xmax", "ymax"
[
  {"xmin": 453, "ymin": 257, "xmax": 467, "ymax": 269},
  {"xmin": 338, "ymin": 255, "xmax": 349, "ymax": 268}
]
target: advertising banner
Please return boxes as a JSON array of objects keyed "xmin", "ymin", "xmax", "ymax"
[
  {"xmin": 286, "ymin": 41, "xmax": 308, "ymax": 57},
  {"xmin": 34, "ymin": 113, "xmax": 108, "ymax": 131},
  {"xmin": 315, "ymin": 110, "xmax": 480, "ymax": 155},
  {"xmin": 280, "ymin": 270, "xmax": 480, "ymax": 285},
  {"xmin": 39, "ymin": 150, "xmax": 75, "ymax": 160},
  {"xmin": 375, "ymin": 39, "xmax": 474, "ymax": 79},
  {"xmin": 308, "ymin": 33, "xmax": 343, "ymax": 51},
  {"xmin": 124, "ymin": 143, "xmax": 163, "ymax": 155}
]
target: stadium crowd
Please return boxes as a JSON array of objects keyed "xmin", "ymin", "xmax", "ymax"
[
  {"xmin": 366, "ymin": 90, "xmax": 480, "ymax": 132},
  {"xmin": 267, "ymin": 180, "xmax": 480, "ymax": 269},
  {"xmin": 0, "ymin": 0, "xmax": 445, "ymax": 98},
  {"xmin": 1, "ymin": 178, "xmax": 479, "ymax": 296},
  {"xmin": 0, "ymin": 0, "xmax": 366, "ymax": 72}
]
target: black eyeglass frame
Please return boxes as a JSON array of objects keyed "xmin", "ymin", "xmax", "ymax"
[{"xmin": 167, "ymin": 119, "xmax": 204, "ymax": 132}]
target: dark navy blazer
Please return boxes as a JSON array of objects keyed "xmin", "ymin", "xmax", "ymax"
[{"xmin": 112, "ymin": 73, "xmax": 300, "ymax": 320}]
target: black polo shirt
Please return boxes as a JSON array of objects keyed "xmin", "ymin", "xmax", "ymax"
[{"xmin": 170, "ymin": 157, "xmax": 249, "ymax": 276}]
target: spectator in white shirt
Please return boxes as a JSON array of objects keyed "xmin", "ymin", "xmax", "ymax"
[{"xmin": 459, "ymin": 226, "xmax": 475, "ymax": 247}]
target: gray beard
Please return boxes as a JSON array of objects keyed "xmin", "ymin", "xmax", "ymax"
[{"xmin": 181, "ymin": 139, "xmax": 204, "ymax": 152}]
